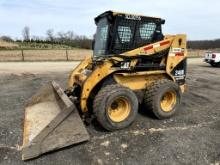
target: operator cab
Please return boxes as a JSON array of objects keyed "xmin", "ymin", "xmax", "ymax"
[{"xmin": 93, "ymin": 11, "xmax": 165, "ymax": 57}]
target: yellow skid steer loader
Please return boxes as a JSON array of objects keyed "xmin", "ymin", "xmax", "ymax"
[{"xmin": 22, "ymin": 11, "xmax": 187, "ymax": 160}]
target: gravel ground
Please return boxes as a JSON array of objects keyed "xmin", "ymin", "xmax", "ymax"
[{"xmin": 0, "ymin": 58, "xmax": 219, "ymax": 165}]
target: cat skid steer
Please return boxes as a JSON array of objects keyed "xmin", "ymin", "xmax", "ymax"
[{"xmin": 22, "ymin": 11, "xmax": 187, "ymax": 160}]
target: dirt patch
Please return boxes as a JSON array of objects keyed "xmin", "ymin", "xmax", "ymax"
[{"xmin": 0, "ymin": 62, "xmax": 80, "ymax": 74}]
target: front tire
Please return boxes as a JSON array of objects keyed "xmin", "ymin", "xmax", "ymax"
[
  {"xmin": 144, "ymin": 79, "xmax": 181, "ymax": 119},
  {"xmin": 93, "ymin": 84, "xmax": 138, "ymax": 131}
]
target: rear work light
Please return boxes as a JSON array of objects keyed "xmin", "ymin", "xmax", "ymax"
[{"xmin": 212, "ymin": 54, "xmax": 216, "ymax": 58}]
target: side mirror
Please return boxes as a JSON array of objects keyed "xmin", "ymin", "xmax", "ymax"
[{"xmin": 161, "ymin": 19, "xmax": 165, "ymax": 25}]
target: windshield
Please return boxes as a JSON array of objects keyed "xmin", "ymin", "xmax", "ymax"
[
  {"xmin": 113, "ymin": 18, "xmax": 157, "ymax": 54},
  {"xmin": 93, "ymin": 18, "xmax": 109, "ymax": 56}
]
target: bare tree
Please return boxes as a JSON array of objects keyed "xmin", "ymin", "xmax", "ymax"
[
  {"xmin": 22, "ymin": 26, "xmax": 30, "ymax": 41},
  {"xmin": 32, "ymin": 35, "xmax": 41, "ymax": 41},
  {"xmin": 66, "ymin": 31, "xmax": 75, "ymax": 40},
  {"xmin": 57, "ymin": 31, "xmax": 65, "ymax": 43},
  {"xmin": 46, "ymin": 29, "xmax": 54, "ymax": 42}
]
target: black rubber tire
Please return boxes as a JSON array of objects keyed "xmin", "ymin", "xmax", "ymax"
[
  {"xmin": 102, "ymin": 76, "xmax": 116, "ymax": 87},
  {"xmin": 211, "ymin": 63, "xmax": 220, "ymax": 67},
  {"xmin": 144, "ymin": 79, "xmax": 181, "ymax": 119},
  {"xmin": 93, "ymin": 84, "xmax": 138, "ymax": 131},
  {"xmin": 211, "ymin": 63, "xmax": 217, "ymax": 67}
]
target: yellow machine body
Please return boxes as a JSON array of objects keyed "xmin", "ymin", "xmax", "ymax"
[{"xmin": 68, "ymin": 34, "xmax": 187, "ymax": 113}]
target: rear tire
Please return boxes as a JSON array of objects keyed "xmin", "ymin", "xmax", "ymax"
[
  {"xmin": 211, "ymin": 63, "xmax": 217, "ymax": 67},
  {"xmin": 144, "ymin": 79, "xmax": 181, "ymax": 119},
  {"xmin": 93, "ymin": 84, "xmax": 138, "ymax": 131},
  {"xmin": 211, "ymin": 62, "xmax": 220, "ymax": 67}
]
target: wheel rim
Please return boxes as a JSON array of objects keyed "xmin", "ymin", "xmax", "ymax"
[
  {"xmin": 107, "ymin": 97, "xmax": 131, "ymax": 122},
  {"xmin": 160, "ymin": 91, "xmax": 177, "ymax": 112}
]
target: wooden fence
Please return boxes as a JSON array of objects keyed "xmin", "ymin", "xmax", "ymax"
[
  {"xmin": 0, "ymin": 48, "xmax": 209, "ymax": 62},
  {"xmin": 0, "ymin": 49, "xmax": 92, "ymax": 61}
]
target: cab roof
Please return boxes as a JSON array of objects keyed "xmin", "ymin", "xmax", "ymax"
[{"xmin": 95, "ymin": 10, "xmax": 164, "ymax": 24}]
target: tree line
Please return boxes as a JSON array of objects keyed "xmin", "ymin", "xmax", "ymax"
[
  {"xmin": 1, "ymin": 26, "xmax": 220, "ymax": 50},
  {"xmin": 187, "ymin": 39, "xmax": 220, "ymax": 49},
  {"xmin": 1, "ymin": 26, "xmax": 92, "ymax": 49}
]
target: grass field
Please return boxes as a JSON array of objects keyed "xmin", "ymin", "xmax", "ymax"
[
  {"xmin": 16, "ymin": 41, "xmax": 75, "ymax": 49},
  {"xmin": 0, "ymin": 40, "xmax": 18, "ymax": 49},
  {"xmin": 188, "ymin": 49, "xmax": 209, "ymax": 57}
]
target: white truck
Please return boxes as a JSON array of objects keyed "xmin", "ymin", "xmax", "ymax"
[{"xmin": 204, "ymin": 52, "xmax": 220, "ymax": 67}]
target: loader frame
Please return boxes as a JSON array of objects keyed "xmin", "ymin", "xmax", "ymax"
[{"xmin": 68, "ymin": 35, "xmax": 187, "ymax": 113}]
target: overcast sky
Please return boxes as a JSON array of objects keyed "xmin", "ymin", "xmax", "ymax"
[{"xmin": 0, "ymin": 0, "xmax": 219, "ymax": 40}]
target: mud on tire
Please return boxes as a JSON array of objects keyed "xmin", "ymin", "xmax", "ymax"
[
  {"xmin": 93, "ymin": 84, "xmax": 138, "ymax": 131},
  {"xmin": 144, "ymin": 79, "xmax": 181, "ymax": 119}
]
